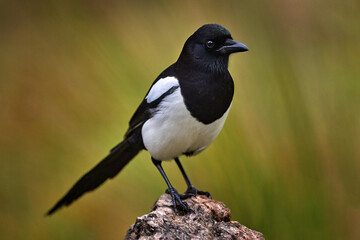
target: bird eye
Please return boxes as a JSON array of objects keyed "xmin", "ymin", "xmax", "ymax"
[{"xmin": 206, "ymin": 40, "xmax": 215, "ymax": 49}]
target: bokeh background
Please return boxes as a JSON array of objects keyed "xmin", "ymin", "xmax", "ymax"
[{"xmin": 1, "ymin": 0, "xmax": 359, "ymax": 239}]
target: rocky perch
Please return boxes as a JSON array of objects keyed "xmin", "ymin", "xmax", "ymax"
[{"xmin": 125, "ymin": 194, "xmax": 264, "ymax": 240}]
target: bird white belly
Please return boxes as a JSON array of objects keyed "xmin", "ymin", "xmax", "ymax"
[{"xmin": 142, "ymin": 88, "xmax": 230, "ymax": 161}]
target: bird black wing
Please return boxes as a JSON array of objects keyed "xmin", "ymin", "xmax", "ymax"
[{"xmin": 124, "ymin": 64, "xmax": 177, "ymax": 138}]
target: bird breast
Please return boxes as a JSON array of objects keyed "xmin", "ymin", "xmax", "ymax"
[{"xmin": 142, "ymin": 83, "xmax": 230, "ymax": 161}]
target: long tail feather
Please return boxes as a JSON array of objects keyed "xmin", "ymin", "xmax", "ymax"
[{"xmin": 46, "ymin": 138, "xmax": 142, "ymax": 215}]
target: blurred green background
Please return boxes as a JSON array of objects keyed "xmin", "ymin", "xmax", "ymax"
[{"xmin": 1, "ymin": 0, "xmax": 359, "ymax": 239}]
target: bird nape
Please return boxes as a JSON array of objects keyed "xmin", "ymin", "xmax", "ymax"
[{"xmin": 47, "ymin": 24, "xmax": 248, "ymax": 215}]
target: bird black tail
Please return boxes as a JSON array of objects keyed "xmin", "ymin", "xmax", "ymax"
[{"xmin": 46, "ymin": 136, "xmax": 143, "ymax": 215}]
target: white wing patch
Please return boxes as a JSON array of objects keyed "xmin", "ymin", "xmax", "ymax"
[{"xmin": 145, "ymin": 76, "xmax": 179, "ymax": 103}]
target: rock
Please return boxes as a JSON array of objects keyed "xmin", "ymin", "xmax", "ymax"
[{"xmin": 125, "ymin": 194, "xmax": 264, "ymax": 240}]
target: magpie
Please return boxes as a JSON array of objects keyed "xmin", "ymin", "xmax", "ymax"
[{"xmin": 47, "ymin": 24, "xmax": 248, "ymax": 215}]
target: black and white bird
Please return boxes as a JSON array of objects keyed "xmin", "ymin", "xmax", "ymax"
[{"xmin": 47, "ymin": 24, "xmax": 248, "ymax": 215}]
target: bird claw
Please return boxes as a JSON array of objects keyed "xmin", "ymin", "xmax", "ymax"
[
  {"xmin": 165, "ymin": 188, "xmax": 190, "ymax": 214},
  {"xmin": 181, "ymin": 186, "xmax": 212, "ymax": 199}
]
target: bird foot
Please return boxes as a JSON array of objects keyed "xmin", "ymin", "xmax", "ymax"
[
  {"xmin": 180, "ymin": 186, "xmax": 212, "ymax": 199},
  {"xmin": 165, "ymin": 188, "xmax": 191, "ymax": 214}
]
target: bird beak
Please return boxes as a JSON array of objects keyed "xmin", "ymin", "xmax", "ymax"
[{"xmin": 217, "ymin": 39, "xmax": 249, "ymax": 54}]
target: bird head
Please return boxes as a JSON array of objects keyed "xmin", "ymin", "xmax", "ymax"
[{"xmin": 178, "ymin": 24, "xmax": 248, "ymax": 72}]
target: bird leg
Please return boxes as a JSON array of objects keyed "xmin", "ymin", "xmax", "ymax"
[
  {"xmin": 152, "ymin": 158, "xmax": 190, "ymax": 213},
  {"xmin": 174, "ymin": 157, "xmax": 212, "ymax": 199}
]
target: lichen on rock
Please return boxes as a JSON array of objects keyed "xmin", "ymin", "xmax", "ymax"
[{"xmin": 125, "ymin": 194, "xmax": 264, "ymax": 240}]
